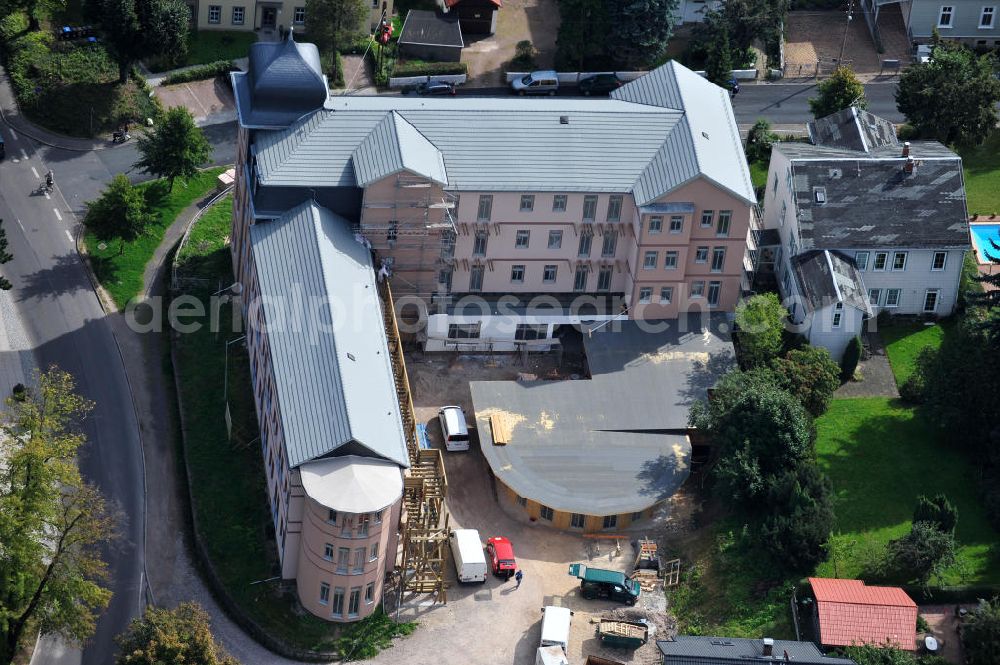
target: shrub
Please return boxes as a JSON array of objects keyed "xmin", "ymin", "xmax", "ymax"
[
  {"xmin": 391, "ymin": 59, "xmax": 467, "ymax": 78},
  {"xmin": 913, "ymin": 493, "xmax": 958, "ymax": 534},
  {"xmin": 734, "ymin": 293, "xmax": 789, "ymax": 369},
  {"xmin": 745, "ymin": 119, "xmax": 776, "ymax": 164},
  {"xmin": 508, "ymin": 39, "xmax": 536, "ymax": 71},
  {"xmin": 333, "ymin": 51, "xmax": 345, "ymax": 88},
  {"xmin": 840, "ymin": 336, "xmax": 862, "ymax": 382},
  {"xmin": 961, "ymin": 597, "xmax": 1000, "ymax": 665},
  {"xmin": 885, "ymin": 521, "xmax": 957, "ymax": 587},
  {"xmin": 916, "ymin": 614, "xmax": 930, "ymax": 633},
  {"xmin": 163, "ymin": 60, "xmax": 235, "ymax": 85},
  {"xmin": 899, "ymin": 373, "xmax": 925, "ymax": 404},
  {"xmin": 0, "ymin": 12, "xmax": 29, "ymax": 47},
  {"xmin": 771, "ymin": 346, "xmax": 841, "ymax": 417},
  {"xmin": 896, "ymin": 123, "xmax": 919, "ymax": 140}
]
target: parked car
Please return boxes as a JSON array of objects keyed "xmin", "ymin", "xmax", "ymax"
[
  {"xmin": 578, "ymin": 73, "xmax": 622, "ymax": 96},
  {"xmin": 568, "ymin": 563, "xmax": 641, "ymax": 605},
  {"xmin": 438, "ymin": 405, "xmax": 469, "ymax": 451},
  {"xmin": 511, "ymin": 70, "xmax": 559, "ymax": 95},
  {"xmin": 485, "ymin": 536, "xmax": 517, "ymax": 579},
  {"xmin": 411, "ymin": 80, "xmax": 456, "ymax": 96}
]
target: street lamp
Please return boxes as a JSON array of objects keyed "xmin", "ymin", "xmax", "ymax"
[
  {"xmin": 838, "ymin": 0, "xmax": 855, "ymax": 66},
  {"xmin": 223, "ymin": 335, "xmax": 246, "ymax": 439}
]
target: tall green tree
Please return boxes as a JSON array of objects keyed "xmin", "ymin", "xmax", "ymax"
[
  {"xmin": 913, "ymin": 493, "xmax": 958, "ymax": 534},
  {"xmin": 704, "ymin": 15, "xmax": 733, "ymax": 88},
  {"xmin": 86, "ymin": 0, "xmax": 189, "ymax": 83},
  {"xmin": 809, "ymin": 66, "xmax": 868, "ymax": 119},
  {"xmin": 83, "ymin": 174, "xmax": 156, "ymax": 254},
  {"xmin": 885, "ymin": 521, "xmax": 956, "ymax": 587},
  {"xmin": 758, "ymin": 460, "xmax": 835, "ymax": 571},
  {"xmin": 0, "ymin": 220, "xmax": 13, "ymax": 291},
  {"xmin": 115, "ymin": 603, "xmax": 239, "ymax": 665},
  {"xmin": 133, "ymin": 107, "xmax": 211, "ymax": 192},
  {"xmin": 0, "ymin": 367, "xmax": 115, "ymax": 664},
  {"xmin": 896, "ymin": 42, "xmax": 1000, "ymax": 145},
  {"xmin": 963, "ymin": 597, "xmax": 1000, "ymax": 665},
  {"xmin": 745, "ymin": 118, "xmax": 776, "ymax": 165},
  {"xmin": 554, "ymin": 0, "xmax": 607, "ymax": 71},
  {"xmin": 734, "ymin": 293, "xmax": 789, "ymax": 368},
  {"xmin": 771, "ymin": 346, "xmax": 841, "ymax": 416},
  {"xmin": 305, "ymin": 0, "xmax": 367, "ymax": 62},
  {"xmin": 605, "ymin": 0, "xmax": 679, "ymax": 70}
]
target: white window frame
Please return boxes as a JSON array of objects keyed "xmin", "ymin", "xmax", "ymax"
[
  {"xmin": 542, "ymin": 264, "xmax": 557, "ymax": 283},
  {"xmin": 873, "ymin": 252, "xmax": 889, "ymax": 271},
  {"xmin": 694, "ymin": 247, "xmax": 709, "ymax": 264},
  {"xmin": 664, "ymin": 251, "xmax": 678, "ymax": 269},
  {"xmin": 469, "ymin": 265, "xmax": 484, "ymax": 292},
  {"xmin": 547, "ymin": 230, "xmax": 562, "ymax": 249},
  {"xmin": 638, "ymin": 287, "xmax": 652, "ymax": 303},
  {"xmin": 370, "ymin": 542, "xmax": 379, "ymax": 561},
  {"xmin": 319, "ymin": 582, "xmax": 330, "ymax": 605},
  {"xmin": 582, "ymin": 195, "xmax": 598, "ymax": 222},
  {"xmin": 923, "ymin": 289, "xmax": 940, "ymax": 312},
  {"xmin": 515, "ymin": 229, "xmax": 530, "ymax": 248},
  {"xmin": 520, "ymin": 194, "xmax": 535, "ymax": 212},
  {"xmin": 577, "ymin": 231, "xmax": 592, "ymax": 257},
  {"xmin": 980, "ymin": 5, "xmax": 995, "ymax": 27},
  {"xmin": 892, "ymin": 251, "xmax": 908, "ymax": 271},
  {"xmin": 832, "ymin": 302, "xmax": 844, "ymax": 328},
  {"xmin": 700, "ymin": 210, "xmax": 714, "ymax": 227},
  {"xmin": 448, "ymin": 322, "xmax": 481, "ymax": 339},
  {"xmin": 690, "ymin": 281, "xmax": 705, "ymax": 298},
  {"xmin": 293, "ymin": 5, "xmax": 305, "ymax": 23},
  {"xmin": 648, "ymin": 215, "xmax": 663, "ymax": 234},
  {"xmin": 669, "ymin": 216, "xmax": 683, "ymax": 234},
  {"xmin": 711, "ymin": 247, "xmax": 726, "ymax": 272},
  {"xmin": 716, "ymin": 211, "xmax": 732, "ymax": 237},
  {"xmin": 707, "ymin": 281, "xmax": 721, "ymax": 306},
  {"xmin": 660, "ymin": 286, "xmax": 673, "ymax": 304},
  {"xmin": 570, "ymin": 513, "xmax": 585, "ymax": 528},
  {"xmin": 323, "ymin": 543, "xmax": 334, "ymax": 561},
  {"xmin": 573, "ymin": 266, "xmax": 588, "ymax": 292},
  {"xmin": 365, "ymin": 582, "xmax": 375, "ymax": 604},
  {"xmin": 510, "ymin": 265, "xmax": 525, "ymax": 283},
  {"xmin": 606, "ymin": 195, "xmax": 623, "ymax": 222},
  {"xmin": 472, "ymin": 230, "xmax": 488, "ymax": 256},
  {"xmin": 477, "ymin": 194, "xmax": 493, "ymax": 221},
  {"xmin": 885, "ymin": 288, "xmax": 901, "ymax": 308},
  {"xmin": 643, "ymin": 251, "xmax": 658, "ymax": 270},
  {"xmin": 868, "ymin": 288, "xmax": 882, "ymax": 306},
  {"xmin": 932, "ymin": 251, "xmax": 947, "ymax": 271},
  {"xmin": 540, "ymin": 505, "xmax": 554, "ymax": 521},
  {"xmin": 597, "ymin": 267, "xmax": 613, "ymax": 291},
  {"xmin": 552, "ymin": 194, "xmax": 567, "ymax": 212},
  {"xmin": 231, "ymin": 5, "xmax": 244, "ymax": 24},
  {"xmin": 939, "ymin": 5, "xmax": 954, "ymax": 27},
  {"xmin": 208, "ymin": 4, "xmax": 221, "ymax": 23},
  {"xmin": 855, "ymin": 251, "xmax": 869, "ymax": 271}
]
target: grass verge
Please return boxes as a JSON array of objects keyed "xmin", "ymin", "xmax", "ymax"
[
  {"xmin": 749, "ymin": 160, "xmax": 768, "ymax": 190},
  {"xmin": 879, "ymin": 319, "xmax": 953, "ymax": 387},
  {"xmin": 84, "ymin": 168, "xmax": 226, "ymax": 308},
  {"xmin": 147, "ymin": 30, "xmax": 257, "ymax": 72},
  {"xmin": 961, "ymin": 129, "xmax": 1000, "ymax": 216}
]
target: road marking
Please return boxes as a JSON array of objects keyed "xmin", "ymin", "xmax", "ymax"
[
  {"xmin": 15, "ymin": 218, "xmax": 25, "ymax": 233},
  {"xmin": 44, "ymin": 191, "xmax": 50, "ymax": 200},
  {"xmin": 20, "ymin": 149, "xmax": 27, "ymax": 161},
  {"xmin": 53, "ymin": 208, "xmax": 62, "ymax": 221},
  {"xmin": 9, "ymin": 129, "xmax": 17, "ymax": 141},
  {"xmin": 65, "ymin": 229, "xmax": 73, "ymax": 242},
  {"xmin": 31, "ymin": 166, "xmax": 39, "ymax": 179}
]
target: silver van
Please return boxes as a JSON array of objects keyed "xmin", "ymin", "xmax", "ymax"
[
  {"xmin": 438, "ymin": 406, "xmax": 470, "ymax": 451},
  {"xmin": 511, "ymin": 70, "xmax": 559, "ymax": 95}
]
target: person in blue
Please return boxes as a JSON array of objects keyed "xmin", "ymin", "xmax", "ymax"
[
  {"xmin": 514, "ymin": 569, "xmax": 523, "ymax": 589},
  {"xmin": 728, "ymin": 77, "xmax": 740, "ymax": 98}
]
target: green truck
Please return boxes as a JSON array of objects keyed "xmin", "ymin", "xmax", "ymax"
[{"xmin": 567, "ymin": 563, "xmax": 641, "ymax": 605}]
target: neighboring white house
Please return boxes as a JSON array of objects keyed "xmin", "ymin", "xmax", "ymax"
[{"xmin": 760, "ymin": 107, "xmax": 969, "ymax": 360}]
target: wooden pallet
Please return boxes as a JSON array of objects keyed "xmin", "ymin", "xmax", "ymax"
[{"xmin": 664, "ymin": 558, "xmax": 681, "ymax": 587}]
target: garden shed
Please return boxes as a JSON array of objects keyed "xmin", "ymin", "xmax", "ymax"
[{"xmin": 398, "ymin": 10, "xmax": 464, "ymax": 62}]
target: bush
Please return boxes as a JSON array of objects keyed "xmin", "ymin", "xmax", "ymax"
[
  {"xmin": 162, "ymin": 60, "xmax": 235, "ymax": 85},
  {"xmin": 771, "ymin": 346, "xmax": 841, "ymax": 417},
  {"xmin": 745, "ymin": 119, "xmax": 776, "ymax": 164},
  {"xmin": 508, "ymin": 39, "xmax": 536, "ymax": 71},
  {"xmin": 913, "ymin": 493, "xmax": 958, "ymax": 534},
  {"xmin": 0, "ymin": 12, "xmax": 29, "ymax": 47},
  {"xmin": 962, "ymin": 597, "xmax": 1000, "ymax": 665},
  {"xmin": 885, "ymin": 521, "xmax": 957, "ymax": 587},
  {"xmin": 734, "ymin": 293, "xmax": 789, "ymax": 369},
  {"xmin": 391, "ymin": 59, "xmax": 467, "ymax": 78},
  {"xmin": 899, "ymin": 373, "xmax": 925, "ymax": 404},
  {"xmin": 896, "ymin": 123, "xmax": 919, "ymax": 140},
  {"xmin": 333, "ymin": 51, "xmax": 345, "ymax": 88},
  {"xmin": 841, "ymin": 336, "xmax": 862, "ymax": 382}
]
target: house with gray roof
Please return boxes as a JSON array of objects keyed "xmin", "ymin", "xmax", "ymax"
[
  {"xmin": 760, "ymin": 108, "xmax": 969, "ymax": 360},
  {"xmin": 657, "ymin": 636, "xmax": 856, "ymax": 665}
]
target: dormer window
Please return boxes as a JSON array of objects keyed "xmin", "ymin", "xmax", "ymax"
[{"xmin": 814, "ymin": 187, "xmax": 827, "ymax": 204}]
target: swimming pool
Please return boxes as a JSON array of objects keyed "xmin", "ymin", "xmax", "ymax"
[{"xmin": 971, "ymin": 223, "xmax": 1000, "ymax": 264}]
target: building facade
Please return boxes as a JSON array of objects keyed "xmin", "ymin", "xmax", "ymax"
[
  {"xmin": 192, "ymin": 0, "xmax": 391, "ymax": 33},
  {"xmin": 900, "ymin": 0, "xmax": 1000, "ymax": 46}
]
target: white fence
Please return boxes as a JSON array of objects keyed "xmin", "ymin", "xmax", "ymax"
[
  {"xmin": 388, "ymin": 74, "xmax": 468, "ymax": 88},
  {"xmin": 505, "ymin": 71, "xmax": 648, "ymax": 84}
]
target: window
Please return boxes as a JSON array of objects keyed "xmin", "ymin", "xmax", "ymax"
[
  {"xmin": 700, "ymin": 210, "xmax": 714, "ymax": 227},
  {"xmin": 832, "ymin": 302, "xmax": 843, "ymax": 328},
  {"xmin": 542, "ymin": 265, "xmax": 557, "ymax": 283},
  {"xmin": 327, "ymin": 509, "xmax": 337, "ymax": 524},
  {"xmin": 939, "ymin": 5, "xmax": 953, "ymax": 26},
  {"xmin": 319, "ymin": 582, "xmax": 330, "ymax": 605},
  {"xmin": 510, "ymin": 265, "xmax": 525, "ymax": 283},
  {"xmin": 694, "ymin": 247, "xmax": 709, "ymax": 263},
  {"xmin": 574, "ymin": 266, "xmax": 588, "ymax": 292},
  {"xmin": 924, "ymin": 289, "xmax": 940, "ymax": 312},
  {"xmin": 648, "ymin": 216, "xmax": 663, "ymax": 234},
  {"xmin": 448, "ymin": 323, "xmax": 481, "ymax": 339},
  {"xmin": 520, "ymin": 194, "xmax": 535, "ymax": 212},
  {"xmin": 664, "ymin": 251, "xmax": 678, "ymax": 269},
  {"xmin": 932, "ymin": 251, "xmax": 947, "ymax": 271},
  {"xmin": 540, "ymin": 505, "xmax": 554, "ymax": 521},
  {"xmin": 885, "ymin": 288, "xmax": 901, "ymax": 308},
  {"xmin": 472, "ymin": 230, "xmax": 488, "ymax": 256},
  {"xmin": 208, "ymin": 4, "xmax": 221, "ymax": 23},
  {"xmin": 516, "ymin": 324, "xmax": 547, "ymax": 340},
  {"xmin": 357, "ymin": 513, "xmax": 371, "ymax": 536},
  {"xmin": 606, "ymin": 195, "xmax": 623, "ymax": 222},
  {"xmin": 601, "ymin": 230, "xmax": 618, "ymax": 257},
  {"xmin": 813, "ymin": 187, "xmax": 827, "ymax": 204},
  {"xmin": 323, "ymin": 543, "xmax": 334, "ymax": 561},
  {"xmin": 868, "ymin": 288, "xmax": 881, "ymax": 306},
  {"xmin": 643, "ymin": 251, "xmax": 658, "ymax": 270},
  {"xmin": 548, "ymin": 230, "xmax": 563, "ymax": 249},
  {"xmin": 892, "ymin": 251, "xmax": 908, "ymax": 271},
  {"xmin": 691, "ymin": 281, "xmax": 705, "ymax": 298},
  {"xmin": 638, "ymin": 287, "xmax": 652, "ymax": 303},
  {"xmin": 469, "ymin": 265, "xmax": 484, "ymax": 292},
  {"xmin": 603, "ymin": 514, "xmax": 618, "ymax": 529},
  {"xmin": 855, "ymin": 251, "xmax": 870, "ymax": 271},
  {"xmin": 231, "ymin": 5, "xmax": 244, "ymax": 24},
  {"xmin": 552, "ymin": 194, "xmax": 567, "ymax": 212},
  {"xmin": 348, "ymin": 588, "xmax": 361, "ymax": 617},
  {"xmin": 597, "ymin": 266, "xmax": 613, "ymax": 291},
  {"xmin": 711, "ymin": 247, "xmax": 726, "ymax": 272},
  {"xmin": 577, "ymin": 230, "xmax": 593, "ymax": 257},
  {"xmin": 516, "ymin": 495, "xmax": 527, "ymax": 507},
  {"xmin": 707, "ymin": 281, "xmax": 721, "ymax": 306},
  {"xmin": 982, "ymin": 6, "xmax": 995, "ymax": 27},
  {"xmin": 365, "ymin": 582, "xmax": 375, "ymax": 604},
  {"xmin": 660, "ymin": 286, "xmax": 673, "ymax": 304},
  {"xmin": 582, "ymin": 195, "xmax": 598, "ymax": 222},
  {"xmin": 515, "ymin": 230, "xmax": 530, "ymax": 248},
  {"xmin": 438, "ymin": 269, "xmax": 453, "ymax": 293},
  {"xmin": 873, "ymin": 252, "xmax": 888, "ymax": 271},
  {"xmin": 332, "ymin": 588, "xmax": 345, "ymax": 615},
  {"xmin": 477, "ymin": 195, "xmax": 493, "ymax": 221},
  {"xmin": 669, "ymin": 216, "xmax": 683, "ymax": 234},
  {"xmin": 337, "ymin": 547, "xmax": 350, "ymax": 573},
  {"xmin": 293, "ymin": 6, "xmax": 305, "ymax": 22},
  {"xmin": 570, "ymin": 513, "xmax": 585, "ymax": 529},
  {"xmin": 370, "ymin": 542, "xmax": 379, "ymax": 561},
  {"xmin": 716, "ymin": 211, "xmax": 732, "ymax": 237},
  {"xmin": 353, "ymin": 547, "xmax": 365, "ymax": 573},
  {"xmin": 632, "ymin": 511, "xmax": 644, "ymax": 521}
]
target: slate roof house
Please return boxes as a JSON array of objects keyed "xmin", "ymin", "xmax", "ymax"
[
  {"xmin": 809, "ymin": 578, "xmax": 918, "ymax": 652},
  {"xmin": 657, "ymin": 636, "xmax": 857, "ymax": 664},
  {"xmin": 759, "ymin": 106, "xmax": 969, "ymax": 360}
]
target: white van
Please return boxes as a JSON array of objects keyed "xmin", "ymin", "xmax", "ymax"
[
  {"xmin": 449, "ymin": 529, "xmax": 487, "ymax": 583},
  {"xmin": 511, "ymin": 70, "xmax": 559, "ymax": 95},
  {"xmin": 539, "ymin": 606, "xmax": 573, "ymax": 654},
  {"xmin": 438, "ymin": 406, "xmax": 470, "ymax": 451},
  {"xmin": 535, "ymin": 645, "xmax": 569, "ymax": 665}
]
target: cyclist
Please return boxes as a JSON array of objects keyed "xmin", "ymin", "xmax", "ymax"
[{"xmin": 45, "ymin": 170, "xmax": 53, "ymax": 190}]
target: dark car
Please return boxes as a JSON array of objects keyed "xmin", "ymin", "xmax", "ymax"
[
  {"xmin": 411, "ymin": 80, "xmax": 456, "ymax": 96},
  {"xmin": 578, "ymin": 73, "xmax": 622, "ymax": 96}
]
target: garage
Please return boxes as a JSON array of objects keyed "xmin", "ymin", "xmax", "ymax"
[
  {"xmin": 443, "ymin": 0, "xmax": 501, "ymax": 36},
  {"xmin": 397, "ymin": 9, "xmax": 465, "ymax": 62}
]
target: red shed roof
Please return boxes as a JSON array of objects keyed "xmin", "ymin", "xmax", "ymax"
[
  {"xmin": 809, "ymin": 578, "xmax": 918, "ymax": 651},
  {"xmin": 444, "ymin": 0, "xmax": 501, "ymax": 7}
]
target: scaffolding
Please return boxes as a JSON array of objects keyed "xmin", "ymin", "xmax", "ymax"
[{"xmin": 379, "ymin": 280, "xmax": 450, "ymax": 604}]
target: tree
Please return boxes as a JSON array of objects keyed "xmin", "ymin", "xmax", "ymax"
[
  {"xmin": 0, "ymin": 219, "xmax": 13, "ymax": 291},
  {"xmin": 83, "ymin": 174, "xmax": 156, "ymax": 254},
  {"xmin": 808, "ymin": 67, "xmax": 867, "ymax": 120},
  {"xmin": 86, "ymin": 0, "xmax": 189, "ymax": 83},
  {"xmin": 745, "ymin": 118, "xmax": 776, "ymax": 165},
  {"xmin": 604, "ymin": 0, "xmax": 679, "ymax": 70},
  {"xmin": 962, "ymin": 597, "xmax": 1000, "ymax": 665},
  {"xmin": 771, "ymin": 346, "xmax": 841, "ymax": 416},
  {"xmin": 896, "ymin": 42, "xmax": 1000, "ymax": 146},
  {"xmin": 133, "ymin": 107, "xmax": 211, "ymax": 191},
  {"xmin": 115, "ymin": 603, "xmax": 239, "ymax": 665},
  {"xmin": 841, "ymin": 335, "xmax": 862, "ymax": 382},
  {"xmin": 886, "ymin": 521, "xmax": 956, "ymax": 587},
  {"xmin": 757, "ymin": 460, "xmax": 835, "ymax": 571},
  {"xmin": 554, "ymin": 0, "xmax": 608, "ymax": 71},
  {"xmin": 0, "ymin": 367, "xmax": 115, "ymax": 663},
  {"xmin": 703, "ymin": 13, "xmax": 733, "ymax": 87},
  {"xmin": 734, "ymin": 293, "xmax": 788, "ymax": 368},
  {"xmin": 913, "ymin": 493, "xmax": 958, "ymax": 534},
  {"xmin": 1, "ymin": 0, "xmax": 66, "ymax": 31},
  {"xmin": 305, "ymin": 0, "xmax": 367, "ymax": 64}
]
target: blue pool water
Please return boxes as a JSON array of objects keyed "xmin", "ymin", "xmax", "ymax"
[{"xmin": 971, "ymin": 224, "xmax": 1000, "ymax": 263}]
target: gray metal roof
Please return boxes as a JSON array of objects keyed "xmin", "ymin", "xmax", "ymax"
[
  {"xmin": 353, "ymin": 111, "xmax": 448, "ymax": 186},
  {"xmin": 398, "ymin": 9, "xmax": 464, "ymax": 47},
  {"xmin": 807, "ymin": 107, "xmax": 898, "ymax": 153},
  {"xmin": 232, "ymin": 34, "xmax": 328, "ymax": 129},
  {"xmin": 249, "ymin": 201, "xmax": 409, "ymax": 469},
  {"xmin": 657, "ymin": 636, "xmax": 856, "ymax": 665},
  {"xmin": 251, "ymin": 60, "xmax": 755, "ymax": 204},
  {"xmin": 775, "ymin": 141, "xmax": 969, "ymax": 250},
  {"xmin": 793, "ymin": 250, "xmax": 873, "ymax": 315},
  {"xmin": 471, "ymin": 315, "xmax": 734, "ymax": 515}
]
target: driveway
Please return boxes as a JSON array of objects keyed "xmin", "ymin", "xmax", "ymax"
[
  {"xmin": 783, "ymin": 10, "xmax": 910, "ymax": 78},
  {"xmin": 154, "ymin": 77, "xmax": 236, "ymax": 126},
  {"xmin": 461, "ymin": 0, "xmax": 559, "ymax": 87}
]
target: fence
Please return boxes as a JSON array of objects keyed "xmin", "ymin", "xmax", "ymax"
[
  {"xmin": 388, "ymin": 74, "xmax": 468, "ymax": 87},
  {"xmin": 504, "ymin": 71, "xmax": 648, "ymax": 84}
]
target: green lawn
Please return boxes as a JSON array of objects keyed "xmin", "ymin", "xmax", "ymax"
[
  {"xmin": 960, "ymin": 129, "xmax": 1000, "ymax": 216},
  {"xmin": 147, "ymin": 30, "xmax": 258, "ymax": 72},
  {"xmin": 815, "ymin": 398, "xmax": 1000, "ymax": 586},
  {"xmin": 880, "ymin": 320, "xmax": 952, "ymax": 387},
  {"xmin": 84, "ymin": 168, "xmax": 226, "ymax": 308},
  {"xmin": 749, "ymin": 160, "xmax": 769, "ymax": 190}
]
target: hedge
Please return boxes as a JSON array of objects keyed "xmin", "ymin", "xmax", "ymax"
[
  {"xmin": 163, "ymin": 60, "xmax": 236, "ymax": 85},
  {"xmin": 392, "ymin": 59, "xmax": 467, "ymax": 77}
]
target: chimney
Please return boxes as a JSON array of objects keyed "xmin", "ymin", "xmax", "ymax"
[
  {"xmin": 902, "ymin": 141, "xmax": 910, "ymax": 158},
  {"xmin": 904, "ymin": 157, "xmax": 915, "ymax": 175},
  {"xmin": 762, "ymin": 638, "xmax": 774, "ymax": 657}
]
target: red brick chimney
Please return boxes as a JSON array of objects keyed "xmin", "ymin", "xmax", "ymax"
[
  {"xmin": 904, "ymin": 157, "xmax": 915, "ymax": 174},
  {"xmin": 902, "ymin": 141, "xmax": 910, "ymax": 158}
]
